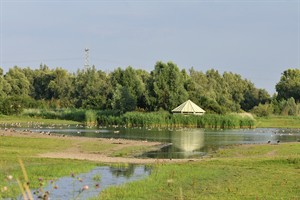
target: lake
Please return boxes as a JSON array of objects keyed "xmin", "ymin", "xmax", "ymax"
[{"xmin": 10, "ymin": 125, "xmax": 300, "ymax": 159}]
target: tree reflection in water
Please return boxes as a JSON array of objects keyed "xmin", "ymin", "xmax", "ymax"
[
  {"xmin": 109, "ymin": 164, "xmax": 151, "ymax": 178},
  {"xmin": 172, "ymin": 129, "xmax": 204, "ymax": 152}
]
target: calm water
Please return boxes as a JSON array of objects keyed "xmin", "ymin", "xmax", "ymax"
[
  {"xmin": 22, "ymin": 165, "xmax": 150, "ymax": 200},
  {"xmin": 9, "ymin": 125, "xmax": 300, "ymax": 159}
]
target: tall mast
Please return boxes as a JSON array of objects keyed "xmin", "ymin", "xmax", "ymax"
[{"xmin": 84, "ymin": 48, "xmax": 90, "ymax": 70}]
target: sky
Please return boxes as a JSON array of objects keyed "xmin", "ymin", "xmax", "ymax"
[{"xmin": 0, "ymin": 0, "xmax": 299, "ymax": 94}]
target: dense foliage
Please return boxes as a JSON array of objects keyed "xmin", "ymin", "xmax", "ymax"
[{"xmin": 0, "ymin": 62, "xmax": 299, "ymax": 116}]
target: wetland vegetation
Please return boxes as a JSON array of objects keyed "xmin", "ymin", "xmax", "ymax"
[
  {"xmin": 1, "ymin": 63, "xmax": 300, "ymax": 199},
  {"xmin": 97, "ymin": 143, "xmax": 300, "ymax": 200},
  {"xmin": 0, "ymin": 133, "xmax": 159, "ymax": 199},
  {"xmin": 1, "ymin": 131, "xmax": 299, "ymax": 199}
]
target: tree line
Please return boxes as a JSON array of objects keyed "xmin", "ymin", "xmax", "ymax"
[{"xmin": 0, "ymin": 62, "xmax": 299, "ymax": 116}]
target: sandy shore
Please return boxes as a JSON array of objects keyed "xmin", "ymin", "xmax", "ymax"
[{"xmin": 0, "ymin": 128, "xmax": 200, "ymax": 164}]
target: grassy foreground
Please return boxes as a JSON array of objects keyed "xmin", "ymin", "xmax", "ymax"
[
  {"xmin": 0, "ymin": 135, "xmax": 156, "ymax": 199},
  {"xmin": 95, "ymin": 143, "xmax": 300, "ymax": 200},
  {"xmin": 1, "ymin": 132, "xmax": 300, "ymax": 199},
  {"xmin": 1, "ymin": 113, "xmax": 299, "ymax": 199},
  {"xmin": 0, "ymin": 136, "xmax": 98, "ymax": 198}
]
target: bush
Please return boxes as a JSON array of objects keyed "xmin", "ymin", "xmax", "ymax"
[
  {"xmin": 0, "ymin": 96, "xmax": 35, "ymax": 115},
  {"xmin": 251, "ymin": 103, "xmax": 273, "ymax": 117}
]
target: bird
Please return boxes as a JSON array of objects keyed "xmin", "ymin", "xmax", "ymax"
[
  {"xmin": 267, "ymin": 140, "xmax": 271, "ymax": 144},
  {"xmin": 277, "ymin": 140, "xmax": 280, "ymax": 144}
]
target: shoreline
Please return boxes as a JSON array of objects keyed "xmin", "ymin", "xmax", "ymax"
[
  {"xmin": 0, "ymin": 129, "xmax": 200, "ymax": 164},
  {"xmin": 2, "ymin": 127, "xmax": 299, "ymax": 164}
]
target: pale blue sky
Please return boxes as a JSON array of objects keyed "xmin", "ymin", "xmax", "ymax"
[{"xmin": 1, "ymin": 0, "xmax": 299, "ymax": 93}]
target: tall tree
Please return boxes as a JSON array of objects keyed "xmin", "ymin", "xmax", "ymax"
[
  {"xmin": 32, "ymin": 65, "xmax": 55, "ymax": 100},
  {"xmin": 4, "ymin": 66, "xmax": 30, "ymax": 96},
  {"xmin": 148, "ymin": 62, "xmax": 188, "ymax": 111},
  {"xmin": 109, "ymin": 66, "xmax": 146, "ymax": 110},
  {"xmin": 111, "ymin": 85, "xmax": 136, "ymax": 113},
  {"xmin": 276, "ymin": 68, "xmax": 300, "ymax": 102},
  {"xmin": 73, "ymin": 66, "xmax": 110, "ymax": 109},
  {"xmin": 0, "ymin": 67, "xmax": 11, "ymax": 97}
]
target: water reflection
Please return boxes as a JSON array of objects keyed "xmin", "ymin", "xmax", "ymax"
[
  {"xmin": 26, "ymin": 165, "xmax": 150, "ymax": 200},
  {"xmin": 145, "ymin": 129, "xmax": 206, "ymax": 159},
  {"xmin": 172, "ymin": 130, "xmax": 204, "ymax": 152},
  {"xmin": 109, "ymin": 164, "xmax": 152, "ymax": 178}
]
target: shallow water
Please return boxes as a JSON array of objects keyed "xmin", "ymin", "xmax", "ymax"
[
  {"xmin": 5, "ymin": 124, "xmax": 300, "ymax": 159},
  {"xmin": 27, "ymin": 165, "xmax": 150, "ymax": 200}
]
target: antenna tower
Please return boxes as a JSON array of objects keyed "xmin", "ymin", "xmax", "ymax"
[{"xmin": 84, "ymin": 48, "xmax": 90, "ymax": 69}]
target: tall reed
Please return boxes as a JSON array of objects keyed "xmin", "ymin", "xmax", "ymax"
[
  {"xmin": 85, "ymin": 110, "xmax": 97, "ymax": 127},
  {"xmin": 22, "ymin": 109, "xmax": 255, "ymax": 128},
  {"xmin": 97, "ymin": 112, "xmax": 255, "ymax": 129}
]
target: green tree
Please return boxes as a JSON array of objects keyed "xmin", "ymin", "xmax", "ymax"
[
  {"xmin": 73, "ymin": 66, "xmax": 111, "ymax": 109},
  {"xmin": 276, "ymin": 68, "xmax": 300, "ymax": 102},
  {"xmin": 111, "ymin": 85, "xmax": 136, "ymax": 113},
  {"xmin": 109, "ymin": 66, "xmax": 146, "ymax": 110},
  {"xmin": 32, "ymin": 65, "xmax": 55, "ymax": 100},
  {"xmin": 251, "ymin": 103, "xmax": 274, "ymax": 117},
  {"xmin": 0, "ymin": 67, "xmax": 11, "ymax": 97},
  {"xmin": 147, "ymin": 62, "xmax": 188, "ymax": 111},
  {"xmin": 47, "ymin": 68, "xmax": 74, "ymax": 107},
  {"xmin": 280, "ymin": 97, "xmax": 298, "ymax": 116},
  {"xmin": 4, "ymin": 66, "xmax": 30, "ymax": 96},
  {"xmin": 241, "ymin": 84, "xmax": 270, "ymax": 112}
]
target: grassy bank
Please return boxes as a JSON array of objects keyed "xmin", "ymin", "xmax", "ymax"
[
  {"xmin": 5, "ymin": 109, "xmax": 300, "ymax": 129},
  {"xmin": 256, "ymin": 116, "xmax": 300, "ymax": 128},
  {"xmin": 96, "ymin": 143, "xmax": 300, "ymax": 200},
  {"xmin": 0, "ymin": 136, "xmax": 97, "ymax": 198},
  {"xmin": 0, "ymin": 114, "xmax": 80, "ymax": 126},
  {"xmin": 21, "ymin": 108, "xmax": 97, "ymax": 126},
  {"xmin": 0, "ymin": 134, "xmax": 157, "ymax": 199}
]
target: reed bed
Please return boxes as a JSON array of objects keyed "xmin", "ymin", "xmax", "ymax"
[
  {"xmin": 97, "ymin": 112, "xmax": 255, "ymax": 129},
  {"xmin": 21, "ymin": 109, "xmax": 255, "ymax": 128}
]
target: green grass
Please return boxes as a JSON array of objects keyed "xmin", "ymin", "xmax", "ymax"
[
  {"xmin": 96, "ymin": 143, "xmax": 300, "ymax": 200},
  {"xmin": 0, "ymin": 135, "xmax": 156, "ymax": 199},
  {"xmin": 0, "ymin": 114, "xmax": 79, "ymax": 126},
  {"xmin": 21, "ymin": 108, "xmax": 99, "ymax": 126},
  {"xmin": 214, "ymin": 143, "xmax": 300, "ymax": 158},
  {"xmin": 110, "ymin": 146, "xmax": 151, "ymax": 157},
  {"xmin": 256, "ymin": 116, "xmax": 300, "ymax": 128},
  {"xmin": 1, "ymin": 131, "xmax": 300, "ymax": 199},
  {"xmin": 0, "ymin": 136, "xmax": 98, "ymax": 199}
]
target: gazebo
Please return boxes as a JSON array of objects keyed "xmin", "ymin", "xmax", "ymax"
[{"xmin": 172, "ymin": 100, "xmax": 205, "ymax": 115}]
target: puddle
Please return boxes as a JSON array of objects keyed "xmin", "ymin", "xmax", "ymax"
[{"xmin": 27, "ymin": 165, "xmax": 150, "ymax": 200}]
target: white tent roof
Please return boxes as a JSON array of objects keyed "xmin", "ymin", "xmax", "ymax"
[{"xmin": 172, "ymin": 100, "xmax": 205, "ymax": 115}]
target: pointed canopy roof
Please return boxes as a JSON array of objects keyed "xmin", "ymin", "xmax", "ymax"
[{"xmin": 172, "ymin": 100, "xmax": 205, "ymax": 115}]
